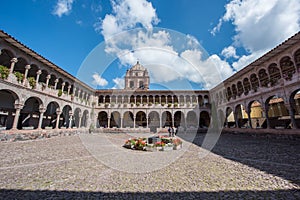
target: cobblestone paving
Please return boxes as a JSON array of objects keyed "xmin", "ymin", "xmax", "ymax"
[{"xmin": 0, "ymin": 133, "xmax": 299, "ymax": 199}]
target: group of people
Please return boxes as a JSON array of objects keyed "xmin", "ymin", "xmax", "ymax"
[{"xmin": 168, "ymin": 126, "xmax": 177, "ymax": 137}]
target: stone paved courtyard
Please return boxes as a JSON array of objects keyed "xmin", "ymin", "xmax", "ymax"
[{"xmin": 0, "ymin": 132, "xmax": 299, "ymax": 199}]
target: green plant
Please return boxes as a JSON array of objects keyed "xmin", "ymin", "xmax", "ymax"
[
  {"xmin": 58, "ymin": 89, "xmax": 63, "ymax": 97},
  {"xmin": 167, "ymin": 103, "xmax": 172, "ymax": 107},
  {"xmin": 27, "ymin": 77, "xmax": 36, "ymax": 89},
  {"xmin": 0, "ymin": 65, "xmax": 9, "ymax": 79},
  {"xmin": 136, "ymin": 102, "xmax": 140, "ymax": 106},
  {"xmin": 174, "ymin": 102, "xmax": 178, "ymax": 107},
  {"xmin": 14, "ymin": 71, "xmax": 24, "ymax": 82}
]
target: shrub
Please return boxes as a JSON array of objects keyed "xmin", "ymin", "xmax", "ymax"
[
  {"xmin": 27, "ymin": 77, "xmax": 36, "ymax": 89},
  {"xmin": 0, "ymin": 65, "xmax": 9, "ymax": 79},
  {"xmin": 58, "ymin": 89, "xmax": 63, "ymax": 97},
  {"xmin": 14, "ymin": 71, "xmax": 24, "ymax": 82}
]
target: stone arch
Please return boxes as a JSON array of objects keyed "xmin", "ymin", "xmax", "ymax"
[
  {"xmin": 14, "ymin": 57, "xmax": 28, "ymax": 74},
  {"xmin": 110, "ymin": 111, "xmax": 121, "ymax": 128},
  {"xmin": 0, "ymin": 49, "xmax": 15, "ymax": 68},
  {"xmin": 148, "ymin": 111, "xmax": 159, "ymax": 132},
  {"xmin": 265, "ymin": 95, "xmax": 290, "ymax": 129},
  {"xmin": 250, "ymin": 73, "xmax": 259, "ymax": 92},
  {"xmin": 258, "ymin": 68, "xmax": 269, "ymax": 87},
  {"xmin": 280, "ymin": 56, "xmax": 295, "ymax": 80},
  {"xmin": 61, "ymin": 105, "xmax": 72, "ymax": 128},
  {"xmin": 98, "ymin": 111, "xmax": 108, "ymax": 128},
  {"xmin": 19, "ymin": 96, "xmax": 43, "ymax": 129},
  {"xmin": 231, "ymin": 84, "xmax": 237, "ymax": 99},
  {"xmin": 81, "ymin": 110, "xmax": 89, "ymax": 128},
  {"xmin": 289, "ymin": 89, "xmax": 300, "ymax": 129},
  {"xmin": 123, "ymin": 111, "xmax": 134, "ymax": 128},
  {"xmin": 243, "ymin": 77, "xmax": 251, "ymax": 95},
  {"xmin": 234, "ymin": 104, "xmax": 248, "ymax": 128},
  {"xmin": 186, "ymin": 111, "xmax": 198, "ymax": 128},
  {"xmin": 0, "ymin": 89, "xmax": 20, "ymax": 130},
  {"xmin": 268, "ymin": 63, "xmax": 281, "ymax": 86},
  {"xmin": 200, "ymin": 111, "xmax": 210, "ymax": 128},
  {"xmin": 248, "ymin": 100, "xmax": 264, "ymax": 128},
  {"xmin": 136, "ymin": 111, "xmax": 146, "ymax": 127},
  {"xmin": 237, "ymin": 81, "xmax": 244, "ymax": 97},
  {"xmin": 162, "ymin": 111, "xmax": 172, "ymax": 127},
  {"xmin": 174, "ymin": 111, "xmax": 185, "ymax": 128},
  {"xmin": 44, "ymin": 101, "xmax": 60, "ymax": 129},
  {"xmin": 293, "ymin": 48, "xmax": 300, "ymax": 72},
  {"xmin": 74, "ymin": 108, "xmax": 82, "ymax": 128}
]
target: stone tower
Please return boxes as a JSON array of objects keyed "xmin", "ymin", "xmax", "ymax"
[{"xmin": 124, "ymin": 61, "xmax": 149, "ymax": 90}]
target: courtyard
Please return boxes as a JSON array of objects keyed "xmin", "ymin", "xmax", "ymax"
[{"xmin": 0, "ymin": 132, "xmax": 299, "ymax": 199}]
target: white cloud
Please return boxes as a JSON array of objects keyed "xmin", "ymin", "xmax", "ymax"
[
  {"xmin": 52, "ymin": 0, "xmax": 74, "ymax": 17},
  {"xmin": 97, "ymin": 0, "xmax": 235, "ymax": 89},
  {"xmin": 97, "ymin": 0, "xmax": 159, "ymax": 39},
  {"xmin": 213, "ymin": 0, "xmax": 300, "ymax": 70},
  {"xmin": 221, "ymin": 46, "xmax": 239, "ymax": 59},
  {"xmin": 92, "ymin": 73, "xmax": 108, "ymax": 87},
  {"xmin": 112, "ymin": 77, "xmax": 125, "ymax": 89}
]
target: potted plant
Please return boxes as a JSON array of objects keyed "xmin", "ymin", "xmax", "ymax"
[
  {"xmin": 58, "ymin": 89, "xmax": 63, "ymax": 97},
  {"xmin": 14, "ymin": 71, "xmax": 24, "ymax": 83},
  {"xmin": 0, "ymin": 65, "xmax": 9, "ymax": 79},
  {"xmin": 28, "ymin": 77, "xmax": 36, "ymax": 89}
]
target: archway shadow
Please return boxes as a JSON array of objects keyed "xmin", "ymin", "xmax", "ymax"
[
  {"xmin": 0, "ymin": 189, "xmax": 299, "ymax": 199},
  {"xmin": 190, "ymin": 130, "xmax": 300, "ymax": 186}
]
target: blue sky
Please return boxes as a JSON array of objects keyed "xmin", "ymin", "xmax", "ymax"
[{"xmin": 0, "ymin": 0, "xmax": 299, "ymax": 90}]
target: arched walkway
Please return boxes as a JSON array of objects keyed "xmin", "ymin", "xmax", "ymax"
[
  {"xmin": 248, "ymin": 100, "xmax": 264, "ymax": 128},
  {"xmin": 186, "ymin": 111, "xmax": 197, "ymax": 128},
  {"xmin": 74, "ymin": 108, "xmax": 82, "ymax": 128},
  {"xmin": 44, "ymin": 101, "xmax": 59, "ymax": 129},
  {"xmin": 61, "ymin": 105, "xmax": 72, "ymax": 128},
  {"xmin": 266, "ymin": 96, "xmax": 290, "ymax": 129},
  {"xmin": 98, "ymin": 111, "xmax": 108, "ymax": 128},
  {"xmin": 123, "ymin": 111, "xmax": 134, "ymax": 128},
  {"xmin": 200, "ymin": 111, "xmax": 210, "ymax": 128},
  {"xmin": 19, "ymin": 97, "xmax": 43, "ymax": 129},
  {"xmin": 162, "ymin": 111, "xmax": 172, "ymax": 127},
  {"xmin": 0, "ymin": 89, "xmax": 19, "ymax": 130},
  {"xmin": 110, "ymin": 111, "xmax": 121, "ymax": 128},
  {"xmin": 225, "ymin": 107, "xmax": 235, "ymax": 128},
  {"xmin": 136, "ymin": 111, "xmax": 146, "ymax": 128},
  {"xmin": 148, "ymin": 111, "xmax": 159, "ymax": 132},
  {"xmin": 174, "ymin": 111, "xmax": 185, "ymax": 128}
]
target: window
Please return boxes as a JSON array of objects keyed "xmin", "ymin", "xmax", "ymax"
[{"xmin": 130, "ymin": 81, "xmax": 134, "ymax": 88}]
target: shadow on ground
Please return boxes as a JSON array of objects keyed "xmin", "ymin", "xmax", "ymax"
[
  {"xmin": 0, "ymin": 189, "xmax": 299, "ymax": 199},
  {"xmin": 190, "ymin": 131, "xmax": 300, "ymax": 186}
]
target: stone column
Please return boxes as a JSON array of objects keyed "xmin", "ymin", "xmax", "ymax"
[
  {"xmin": 73, "ymin": 87, "xmax": 77, "ymax": 96},
  {"xmin": 36, "ymin": 70, "xmax": 42, "ymax": 84},
  {"xmin": 120, "ymin": 117, "xmax": 123, "ymax": 128},
  {"xmin": 45, "ymin": 74, "xmax": 51, "ymax": 87},
  {"xmin": 23, "ymin": 65, "xmax": 31, "ymax": 85},
  {"xmin": 9, "ymin": 58, "xmax": 18, "ymax": 73},
  {"xmin": 67, "ymin": 85, "xmax": 71, "ymax": 95},
  {"xmin": 77, "ymin": 89, "xmax": 81, "ymax": 98},
  {"xmin": 61, "ymin": 82, "xmax": 65, "ymax": 92},
  {"xmin": 172, "ymin": 116, "xmax": 175, "ymax": 127},
  {"xmin": 38, "ymin": 107, "xmax": 46, "ymax": 129},
  {"xmin": 107, "ymin": 116, "xmax": 111, "ymax": 128},
  {"xmin": 264, "ymin": 105, "xmax": 271, "ymax": 129},
  {"xmin": 55, "ymin": 111, "xmax": 61, "ymax": 129},
  {"xmin": 246, "ymin": 109, "xmax": 252, "ymax": 128},
  {"xmin": 12, "ymin": 103, "xmax": 23, "ymax": 130},
  {"xmin": 159, "ymin": 114, "xmax": 162, "ymax": 128},
  {"xmin": 146, "ymin": 114, "xmax": 149, "ymax": 128},
  {"xmin": 133, "ymin": 116, "xmax": 136, "ymax": 128},
  {"xmin": 285, "ymin": 103, "xmax": 297, "ymax": 129},
  {"xmin": 54, "ymin": 79, "xmax": 59, "ymax": 90},
  {"xmin": 68, "ymin": 112, "xmax": 73, "ymax": 129},
  {"xmin": 78, "ymin": 113, "xmax": 82, "ymax": 128}
]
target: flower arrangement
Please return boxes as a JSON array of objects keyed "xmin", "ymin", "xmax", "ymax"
[{"xmin": 123, "ymin": 136, "xmax": 182, "ymax": 151}]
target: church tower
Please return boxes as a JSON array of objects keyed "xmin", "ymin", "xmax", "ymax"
[{"xmin": 124, "ymin": 61, "xmax": 149, "ymax": 90}]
